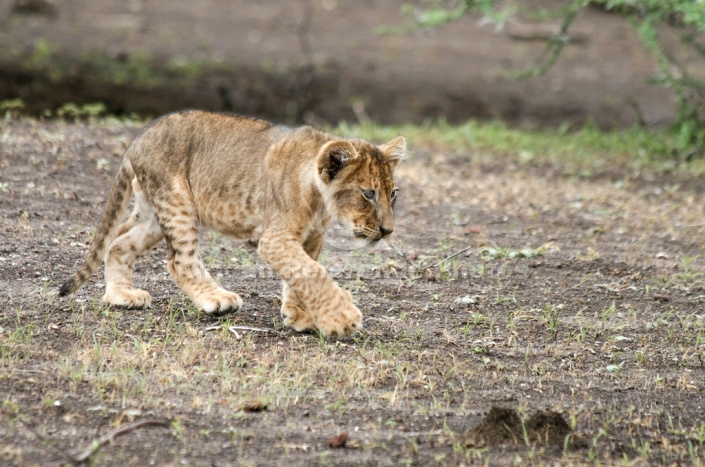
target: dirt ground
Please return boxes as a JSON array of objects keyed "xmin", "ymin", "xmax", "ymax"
[
  {"xmin": 1, "ymin": 0, "xmax": 699, "ymax": 128},
  {"xmin": 1, "ymin": 117, "xmax": 705, "ymax": 465}
]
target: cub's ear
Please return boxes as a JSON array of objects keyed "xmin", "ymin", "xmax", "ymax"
[
  {"xmin": 317, "ymin": 140, "xmax": 358, "ymax": 184},
  {"xmin": 379, "ymin": 136, "xmax": 406, "ymax": 170}
]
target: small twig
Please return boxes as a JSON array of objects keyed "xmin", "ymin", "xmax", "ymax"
[
  {"xmin": 296, "ymin": 0, "xmax": 314, "ymax": 64},
  {"xmin": 0, "ymin": 368, "xmax": 47, "ymax": 375},
  {"xmin": 506, "ymin": 22, "xmax": 588, "ymax": 44},
  {"xmin": 352, "ymin": 101, "xmax": 372, "ymax": 125},
  {"xmin": 397, "ymin": 429, "xmax": 444, "ymax": 437},
  {"xmin": 19, "ymin": 419, "xmax": 76, "ymax": 464},
  {"xmin": 386, "ymin": 240, "xmax": 474, "ymax": 272},
  {"xmin": 419, "ymin": 246, "xmax": 475, "ymax": 271},
  {"xmin": 386, "ymin": 240, "xmax": 420, "ymax": 269},
  {"xmin": 228, "ymin": 325, "xmax": 284, "ymax": 336},
  {"xmin": 435, "ymin": 246, "xmax": 474, "ymax": 267},
  {"xmin": 72, "ymin": 419, "xmax": 168, "ymax": 464},
  {"xmin": 204, "ymin": 324, "xmax": 283, "ymax": 337},
  {"xmin": 510, "ymin": 4, "xmax": 580, "ymax": 80}
]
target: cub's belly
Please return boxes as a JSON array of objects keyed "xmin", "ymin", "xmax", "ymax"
[{"xmin": 197, "ymin": 199, "xmax": 263, "ymax": 240}]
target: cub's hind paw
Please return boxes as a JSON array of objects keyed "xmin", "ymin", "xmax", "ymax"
[
  {"xmin": 196, "ymin": 290, "xmax": 243, "ymax": 316},
  {"xmin": 103, "ymin": 288, "xmax": 152, "ymax": 309}
]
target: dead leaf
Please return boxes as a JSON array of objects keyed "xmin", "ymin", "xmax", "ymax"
[
  {"xmin": 239, "ymin": 400, "xmax": 268, "ymax": 412},
  {"xmin": 328, "ymin": 432, "xmax": 348, "ymax": 448},
  {"xmin": 466, "ymin": 225, "xmax": 483, "ymax": 234}
]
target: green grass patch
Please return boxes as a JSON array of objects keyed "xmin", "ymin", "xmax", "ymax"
[{"xmin": 334, "ymin": 119, "xmax": 705, "ymax": 175}]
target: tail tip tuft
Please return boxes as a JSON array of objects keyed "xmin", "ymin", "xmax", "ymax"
[{"xmin": 58, "ymin": 278, "xmax": 75, "ymax": 297}]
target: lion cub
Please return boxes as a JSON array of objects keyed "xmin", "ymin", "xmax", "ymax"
[{"xmin": 59, "ymin": 111, "xmax": 404, "ymax": 337}]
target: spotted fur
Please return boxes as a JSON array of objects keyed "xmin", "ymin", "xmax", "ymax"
[{"xmin": 59, "ymin": 111, "xmax": 405, "ymax": 337}]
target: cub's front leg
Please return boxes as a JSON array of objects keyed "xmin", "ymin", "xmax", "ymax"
[
  {"xmin": 258, "ymin": 233, "xmax": 361, "ymax": 337},
  {"xmin": 279, "ymin": 232, "xmax": 324, "ymax": 331}
]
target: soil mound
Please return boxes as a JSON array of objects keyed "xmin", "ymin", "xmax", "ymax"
[
  {"xmin": 463, "ymin": 407, "xmax": 582, "ymax": 449},
  {"xmin": 524, "ymin": 410, "xmax": 573, "ymax": 446},
  {"xmin": 463, "ymin": 407, "xmax": 523, "ymax": 447}
]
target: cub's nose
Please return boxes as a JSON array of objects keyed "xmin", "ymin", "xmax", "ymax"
[{"xmin": 379, "ymin": 226, "xmax": 393, "ymax": 238}]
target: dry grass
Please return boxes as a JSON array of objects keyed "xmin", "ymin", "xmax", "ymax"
[{"xmin": 1, "ymin": 117, "xmax": 705, "ymax": 465}]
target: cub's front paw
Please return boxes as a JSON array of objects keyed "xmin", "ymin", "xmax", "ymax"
[
  {"xmin": 281, "ymin": 300, "xmax": 315, "ymax": 332},
  {"xmin": 195, "ymin": 289, "xmax": 243, "ymax": 316},
  {"xmin": 104, "ymin": 287, "xmax": 152, "ymax": 309},
  {"xmin": 315, "ymin": 291, "xmax": 362, "ymax": 337}
]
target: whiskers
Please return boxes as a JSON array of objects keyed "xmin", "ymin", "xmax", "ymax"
[{"xmin": 354, "ymin": 227, "xmax": 382, "ymax": 244}]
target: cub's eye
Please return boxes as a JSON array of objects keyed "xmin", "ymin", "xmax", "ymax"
[
  {"xmin": 390, "ymin": 189, "xmax": 398, "ymax": 200},
  {"xmin": 362, "ymin": 189, "xmax": 376, "ymax": 201}
]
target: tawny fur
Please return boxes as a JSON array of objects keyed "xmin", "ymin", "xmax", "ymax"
[{"xmin": 59, "ymin": 111, "xmax": 405, "ymax": 337}]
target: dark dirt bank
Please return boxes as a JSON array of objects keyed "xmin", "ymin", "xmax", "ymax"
[{"xmin": 0, "ymin": 0, "xmax": 697, "ymax": 127}]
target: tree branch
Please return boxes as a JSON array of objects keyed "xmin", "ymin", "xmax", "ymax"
[{"xmin": 72, "ymin": 419, "xmax": 169, "ymax": 464}]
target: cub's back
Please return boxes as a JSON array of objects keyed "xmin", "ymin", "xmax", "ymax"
[
  {"xmin": 126, "ymin": 111, "xmax": 291, "ymax": 193},
  {"xmin": 129, "ymin": 111, "xmax": 282, "ymax": 168}
]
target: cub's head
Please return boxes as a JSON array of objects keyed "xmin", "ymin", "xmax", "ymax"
[{"xmin": 316, "ymin": 136, "xmax": 405, "ymax": 244}]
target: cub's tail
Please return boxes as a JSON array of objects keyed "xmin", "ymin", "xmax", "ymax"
[{"xmin": 59, "ymin": 160, "xmax": 135, "ymax": 296}]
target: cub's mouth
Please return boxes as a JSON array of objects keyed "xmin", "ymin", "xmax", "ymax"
[{"xmin": 354, "ymin": 230, "xmax": 382, "ymax": 242}]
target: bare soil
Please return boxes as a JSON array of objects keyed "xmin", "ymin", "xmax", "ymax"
[
  {"xmin": 1, "ymin": 0, "xmax": 698, "ymax": 127},
  {"xmin": 1, "ymin": 118, "xmax": 705, "ymax": 465}
]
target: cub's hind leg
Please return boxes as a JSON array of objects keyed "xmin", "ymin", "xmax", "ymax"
[
  {"xmin": 103, "ymin": 179, "xmax": 164, "ymax": 308},
  {"xmin": 156, "ymin": 176, "xmax": 242, "ymax": 315},
  {"xmin": 280, "ymin": 232, "xmax": 323, "ymax": 331}
]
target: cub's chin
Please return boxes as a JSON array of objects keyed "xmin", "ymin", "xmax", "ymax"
[{"xmin": 353, "ymin": 230, "xmax": 382, "ymax": 248}]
